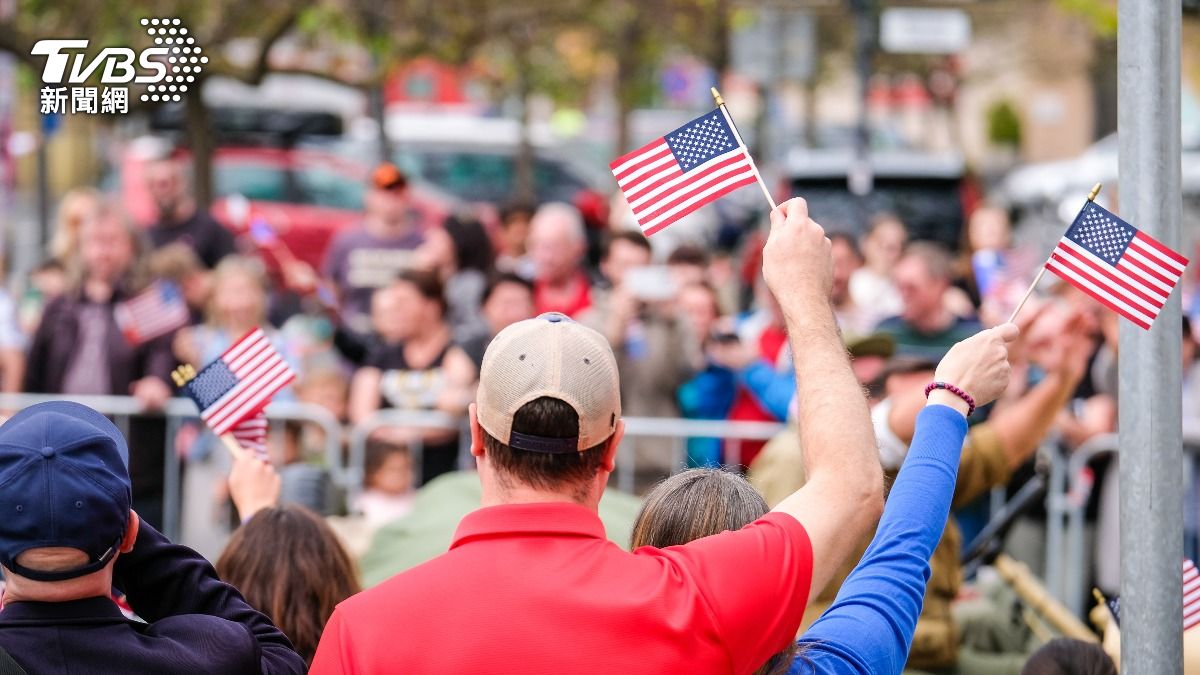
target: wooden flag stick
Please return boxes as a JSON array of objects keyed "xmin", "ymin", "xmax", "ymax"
[
  {"xmin": 219, "ymin": 433, "xmax": 247, "ymax": 461},
  {"xmin": 711, "ymin": 87, "xmax": 778, "ymax": 211},
  {"xmin": 1007, "ymin": 183, "xmax": 1103, "ymax": 323}
]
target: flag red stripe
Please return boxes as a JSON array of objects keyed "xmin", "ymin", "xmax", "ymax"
[
  {"xmin": 211, "ymin": 360, "xmax": 292, "ymax": 430},
  {"xmin": 626, "ymin": 148, "xmax": 748, "ymax": 207},
  {"xmin": 208, "ymin": 362, "xmax": 292, "ymax": 429},
  {"xmin": 642, "ymin": 175, "xmax": 759, "ymax": 237},
  {"xmin": 628, "ymin": 153, "xmax": 747, "ymax": 209},
  {"xmin": 612, "ymin": 144, "xmax": 672, "ymax": 183},
  {"xmin": 229, "ymin": 336, "xmax": 273, "ymax": 374},
  {"xmin": 1135, "ymin": 231, "xmax": 1190, "ymax": 268},
  {"xmin": 610, "ymin": 139, "xmax": 667, "ymax": 171},
  {"xmin": 1126, "ymin": 240, "xmax": 1186, "ymax": 283},
  {"xmin": 1050, "ymin": 249, "xmax": 1159, "ymax": 319},
  {"xmin": 624, "ymin": 164, "xmax": 684, "ymax": 205},
  {"xmin": 1055, "ymin": 244, "xmax": 1165, "ymax": 311},
  {"xmin": 634, "ymin": 156, "xmax": 753, "ymax": 223},
  {"xmin": 1045, "ymin": 258, "xmax": 1152, "ymax": 330},
  {"xmin": 206, "ymin": 360, "xmax": 291, "ymax": 433},
  {"xmin": 1119, "ymin": 250, "xmax": 1176, "ymax": 293}
]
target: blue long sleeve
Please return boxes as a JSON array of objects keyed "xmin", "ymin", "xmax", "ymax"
[
  {"xmin": 738, "ymin": 361, "xmax": 795, "ymax": 421},
  {"xmin": 789, "ymin": 404, "xmax": 968, "ymax": 675}
]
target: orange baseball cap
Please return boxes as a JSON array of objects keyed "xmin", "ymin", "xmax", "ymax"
[{"xmin": 372, "ymin": 163, "xmax": 408, "ymax": 191}]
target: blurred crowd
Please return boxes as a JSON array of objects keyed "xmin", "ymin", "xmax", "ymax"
[
  {"xmin": 1, "ymin": 151, "xmax": 1198, "ymax": 674},
  {"xmin": 5, "ymin": 154, "xmax": 1200, "ymax": 600}
]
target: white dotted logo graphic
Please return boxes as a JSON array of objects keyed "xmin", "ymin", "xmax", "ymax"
[{"xmin": 139, "ymin": 17, "xmax": 204, "ymax": 103}]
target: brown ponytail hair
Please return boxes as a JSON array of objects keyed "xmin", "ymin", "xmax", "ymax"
[{"xmin": 216, "ymin": 504, "xmax": 360, "ymax": 664}]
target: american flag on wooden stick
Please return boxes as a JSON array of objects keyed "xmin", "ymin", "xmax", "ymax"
[
  {"xmin": 610, "ymin": 108, "xmax": 758, "ymax": 237},
  {"xmin": 181, "ymin": 328, "xmax": 295, "ymax": 435},
  {"xmin": 1045, "ymin": 201, "xmax": 1189, "ymax": 330},
  {"xmin": 114, "ymin": 281, "xmax": 190, "ymax": 345}
]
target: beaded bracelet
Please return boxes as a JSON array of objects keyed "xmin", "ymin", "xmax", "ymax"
[{"xmin": 924, "ymin": 381, "xmax": 976, "ymax": 417}]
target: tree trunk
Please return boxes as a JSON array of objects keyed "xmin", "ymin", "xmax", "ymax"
[
  {"xmin": 370, "ymin": 83, "xmax": 393, "ymax": 164},
  {"xmin": 513, "ymin": 40, "xmax": 536, "ymax": 204},
  {"xmin": 614, "ymin": 18, "xmax": 643, "ymax": 156},
  {"xmin": 184, "ymin": 80, "xmax": 214, "ymax": 209}
]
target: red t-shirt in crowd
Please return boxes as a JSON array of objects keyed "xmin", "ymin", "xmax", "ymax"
[
  {"xmin": 727, "ymin": 323, "xmax": 790, "ymax": 466},
  {"xmin": 310, "ymin": 502, "xmax": 813, "ymax": 675},
  {"xmin": 533, "ymin": 272, "xmax": 593, "ymax": 318}
]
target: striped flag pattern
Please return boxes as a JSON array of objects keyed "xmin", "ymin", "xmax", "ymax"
[
  {"xmin": 1097, "ymin": 559, "xmax": 1200, "ymax": 633},
  {"xmin": 114, "ymin": 281, "xmax": 190, "ymax": 345},
  {"xmin": 1045, "ymin": 201, "xmax": 1189, "ymax": 330},
  {"xmin": 231, "ymin": 412, "xmax": 269, "ymax": 459},
  {"xmin": 181, "ymin": 328, "xmax": 295, "ymax": 435},
  {"xmin": 610, "ymin": 108, "xmax": 757, "ymax": 237},
  {"xmin": 1185, "ymin": 558, "xmax": 1200, "ymax": 631}
]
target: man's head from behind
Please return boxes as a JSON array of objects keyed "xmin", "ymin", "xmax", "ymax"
[
  {"xmin": 470, "ymin": 313, "xmax": 624, "ymax": 507},
  {"xmin": 0, "ymin": 402, "xmax": 139, "ymax": 603}
]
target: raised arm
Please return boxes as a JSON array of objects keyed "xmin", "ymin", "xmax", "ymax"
[
  {"xmin": 113, "ymin": 519, "xmax": 306, "ymax": 675},
  {"xmin": 795, "ymin": 324, "xmax": 1018, "ymax": 674},
  {"xmin": 765, "ymin": 197, "xmax": 885, "ymax": 598}
]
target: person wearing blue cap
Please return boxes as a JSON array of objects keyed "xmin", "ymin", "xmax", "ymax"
[{"xmin": 0, "ymin": 401, "xmax": 305, "ymax": 675}]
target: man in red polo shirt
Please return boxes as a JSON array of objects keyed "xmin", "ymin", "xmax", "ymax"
[{"xmin": 310, "ymin": 197, "xmax": 885, "ymax": 675}]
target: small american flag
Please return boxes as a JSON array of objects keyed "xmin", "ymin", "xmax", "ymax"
[
  {"xmin": 231, "ymin": 412, "xmax": 268, "ymax": 459},
  {"xmin": 1185, "ymin": 558, "xmax": 1200, "ymax": 631},
  {"xmin": 1045, "ymin": 201, "xmax": 1189, "ymax": 330},
  {"xmin": 114, "ymin": 281, "xmax": 190, "ymax": 345},
  {"xmin": 610, "ymin": 108, "xmax": 758, "ymax": 236},
  {"xmin": 182, "ymin": 328, "xmax": 295, "ymax": 435},
  {"xmin": 1097, "ymin": 558, "xmax": 1200, "ymax": 632}
]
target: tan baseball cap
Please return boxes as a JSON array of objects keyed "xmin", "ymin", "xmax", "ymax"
[{"xmin": 477, "ymin": 313, "xmax": 621, "ymax": 453}]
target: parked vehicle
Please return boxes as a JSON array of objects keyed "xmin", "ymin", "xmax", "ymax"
[
  {"xmin": 120, "ymin": 143, "xmax": 459, "ymax": 269},
  {"xmin": 785, "ymin": 146, "xmax": 972, "ymax": 248},
  {"xmin": 386, "ymin": 112, "xmax": 610, "ymax": 224}
]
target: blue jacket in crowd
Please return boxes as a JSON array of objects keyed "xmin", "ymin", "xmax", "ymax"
[{"xmin": 0, "ymin": 521, "xmax": 305, "ymax": 675}]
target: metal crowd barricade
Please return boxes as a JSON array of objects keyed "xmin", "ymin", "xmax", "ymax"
[
  {"xmin": 1046, "ymin": 426, "xmax": 1200, "ymax": 618},
  {"xmin": 0, "ymin": 394, "xmax": 344, "ymax": 542},
  {"xmin": 616, "ymin": 417, "xmax": 785, "ymax": 494},
  {"xmin": 342, "ymin": 412, "xmax": 786, "ymax": 500},
  {"xmin": 345, "ymin": 408, "xmax": 467, "ymax": 507}
]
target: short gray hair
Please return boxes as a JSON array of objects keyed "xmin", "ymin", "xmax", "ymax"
[{"xmin": 532, "ymin": 202, "xmax": 585, "ymax": 243}]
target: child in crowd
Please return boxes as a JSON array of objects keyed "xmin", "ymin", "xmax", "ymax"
[{"xmin": 354, "ymin": 438, "xmax": 416, "ymax": 529}]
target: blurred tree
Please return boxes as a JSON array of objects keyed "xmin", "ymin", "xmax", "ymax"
[
  {"xmin": 986, "ymin": 100, "xmax": 1022, "ymax": 148},
  {"xmin": 0, "ymin": 0, "xmax": 308, "ymax": 205}
]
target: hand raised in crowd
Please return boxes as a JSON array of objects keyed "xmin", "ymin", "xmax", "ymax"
[
  {"xmin": 1028, "ymin": 307, "xmax": 1094, "ymax": 383},
  {"xmin": 762, "ymin": 197, "xmax": 833, "ymax": 316},
  {"xmin": 931, "ymin": 323, "xmax": 1020, "ymax": 414},
  {"xmin": 131, "ymin": 376, "xmax": 172, "ymax": 411},
  {"xmin": 707, "ymin": 339, "xmax": 759, "ymax": 371},
  {"xmin": 228, "ymin": 450, "xmax": 281, "ymax": 522}
]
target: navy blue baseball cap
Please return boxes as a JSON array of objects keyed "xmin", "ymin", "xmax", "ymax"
[{"xmin": 0, "ymin": 401, "xmax": 132, "ymax": 582}]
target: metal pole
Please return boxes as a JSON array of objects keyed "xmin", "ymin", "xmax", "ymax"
[
  {"xmin": 849, "ymin": 0, "xmax": 876, "ymax": 222},
  {"xmin": 1117, "ymin": 1, "xmax": 1184, "ymax": 672}
]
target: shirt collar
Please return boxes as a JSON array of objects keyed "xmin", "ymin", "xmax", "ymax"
[
  {"xmin": 450, "ymin": 502, "xmax": 607, "ymax": 549},
  {"xmin": 0, "ymin": 596, "xmax": 130, "ymax": 626}
]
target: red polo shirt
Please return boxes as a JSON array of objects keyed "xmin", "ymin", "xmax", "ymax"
[{"xmin": 311, "ymin": 502, "xmax": 813, "ymax": 674}]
